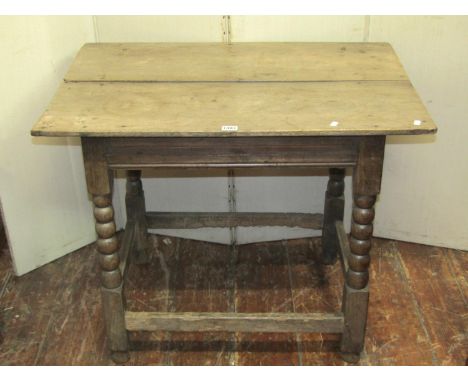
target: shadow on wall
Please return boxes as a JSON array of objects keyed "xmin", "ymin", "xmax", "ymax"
[
  {"xmin": 387, "ymin": 134, "xmax": 436, "ymax": 145},
  {"xmin": 0, "ymin": 201, "xmax": 8, "ymax": 250}
]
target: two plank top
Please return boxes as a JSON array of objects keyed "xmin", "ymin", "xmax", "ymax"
[{"xmin": 32, "ymin": 43, "xmax": 436, "ymax": 137}]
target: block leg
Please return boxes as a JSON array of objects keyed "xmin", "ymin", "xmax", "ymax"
[
  {"xmin": 126, "ymin": 170, "xmax": 151, "ymax": 264},
  {"xmin": 321, "ymin": 168, "xmax": 345, "ymax": 264}
]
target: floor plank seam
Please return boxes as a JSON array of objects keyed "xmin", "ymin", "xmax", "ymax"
[
  {"xmin": 32, "ymin": 285, "xmax": 63, "ymax": 365},
  {"xmin": 1, "ymin": 234, "xmax": 466, "ymax": 365},
  {"xmin": 283, "ymin": 240, "xmax": 303, "ymax": 366},
  {"xmin": 445, "ymin": 248, "xmax": 467, "ymax": 306},
  {"xmin": 162, "ymin": 237, "xmax": 180, "ymax": 366},
  {"xmin": 393, "ymin": 242, "xmax": 440, "ymax": 365},
  {"xmin": 227, "ymin": 244, "xmax": 238, "ymax": 366},
  {"xmin": 0, "ymin": 270, "xmax": 12, "ymax": 301}
]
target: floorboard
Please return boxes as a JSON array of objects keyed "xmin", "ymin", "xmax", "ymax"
[{"xmin": 0, "ymin": 234, "xmax": 466, "ymax": 365}]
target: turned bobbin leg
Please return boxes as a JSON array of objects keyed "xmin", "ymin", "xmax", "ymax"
[
  {"xmin": 126, "ymin": 170, "xmax": 151, "ymax": 264},
  {"xmin": 93, "ymin": 194, "xmax": 129, "ymax": 364},
  {"xmin": 322, "ymin": 168, "xmax": 345, "ymax": 264},
  {"xmin": 82, "ymin": 138, "xmax": 129, "ymax": 364},
  {"xmin": 340, "ymin": 136, "xmax": 385, "ymax": 363}
]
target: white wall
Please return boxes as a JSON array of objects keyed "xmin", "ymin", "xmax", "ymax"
[
  {"xmin": 2, "ymin": 16, "xmax": 467, "ymax": 276},
  {"xmin": 0, "ymin": 16, "xmax": 97, "ymax": 275},
  {"xmin": 368, "ymin": 16, "xmax": 468, "ymax": 249}
]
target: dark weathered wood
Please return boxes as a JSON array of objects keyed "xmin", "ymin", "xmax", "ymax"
[
  {"xmin": 235, "ymin": 241, "xmax": 300, "ymax": 365},
  {"xmin": 1, "ymin": 234, "xmax": 466, "ymax": 365},
  {"xmin": 353, "ymin": 136, "xmax": 386, "ymax": 195},
  {"xmin": 165, "ymin": 238, "xmax": 234, "ymax": 366},
  {"xmin": 321, "ymin": 168, "xmax": 345, "ymax": 264},
  {"xmin": 340, "ymin": 285, "xmax": 369, "ymax": 363},
  {"xmin": 335, "ymin": 221, "xmax": 350, "ymax": 276},
  {"xmin": 364, "ymin": 239, "xmax": 437, "ymax": 365},
  {"xmin": 124, "ymin": 235, "xmax": 176, "ymax": 365},
  {"xmin": 340, "ymin": 135, "xmax": 385, "ymax": 362},
  {"xmin": 393, "ymin": 243, "xmax": 468, "ymax": 365},
  {"xmin": 118, "ymin": 222, "xmax": 135, "ymax": 277},
  {"xmin": 346, "ymin": 137, "xmax": 385, "ymax": 290},
  {"xmin": 104, "ymin": 136, "xmax": 359, "ymax": 168},
  {"xmin": 92, "ymin": 193, "xmax": 129, "ymax": 363},
  {"xmin": 125, "ymin": 170, "xmax": 150, "ymax": 264},
  {"xmin": 101, "ymin": 285, "xmax": 129, "ymax": 363},
  {"xmin": 125, "ymin": 312, "xmax": 344, "ymax": 333},
  {"xmin": 288, "ymin": 238, "xmax": 346, "ymax": 365},
  {"xmin": 346, "ymin": 195, "xmax": 376, "ymax": 290},
  {"xmin": 146, "ymin": 212, "xmax": 323, "ymax": 229},
  {"xmin": 81, "ymin": 138, "xmax": 112, "ymax": 195}
]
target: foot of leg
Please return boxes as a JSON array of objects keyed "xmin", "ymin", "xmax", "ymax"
[{"xmin": 111, "ymin": 350, "xmax": 130, "ymax": 364}]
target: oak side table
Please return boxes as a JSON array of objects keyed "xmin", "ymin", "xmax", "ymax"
[{"xmin": 31, "ymin": 43, "xmax": 436, "ymax": 364}]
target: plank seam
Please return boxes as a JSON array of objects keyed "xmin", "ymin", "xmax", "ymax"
[{"xmin": 393, "ymin": 242, "xmax": 440, "ymax": 365}]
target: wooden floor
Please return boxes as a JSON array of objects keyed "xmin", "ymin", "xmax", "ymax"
[{"xmin": 0, "ymin": 233, "xmax": 466, "ymax": 365}]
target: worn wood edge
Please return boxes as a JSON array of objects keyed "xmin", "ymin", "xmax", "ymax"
[
  {"xmin": 30, "ymin": 79, "xmax": 437, "ymax": 137},
  {"xmin": 64, "ymin": 79, "xmax": 411, "ymax": 84},
  {"xmin": 335, "ymin": 221, "xmax": 350, "ymax": 276},
  {"xmin": 31, "ymin": 128, "xmax": 437, "ymax": 138},
  {"xmin": 124, "ymin": 311, "xmax": 344, "ymax": 333},
  {"xmin": 118, "ymin": 222, "xmax": 136, "ymax": 276},
  {"xmin": 145, "ymin": 212, "xmax": 323, "ymax": 229},
  {"xmin": 108, "ymin": 162, "xmax": 357, "ymax": 169}
]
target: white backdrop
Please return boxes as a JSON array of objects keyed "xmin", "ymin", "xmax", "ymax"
[{"xmin": 1, "ymin": 16, "xmax": 467, "ymax": 275}]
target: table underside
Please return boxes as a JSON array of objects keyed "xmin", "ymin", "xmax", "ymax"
[{"xmin": 82, "ymin": 134, "xmax": 383, "ymax": 364}]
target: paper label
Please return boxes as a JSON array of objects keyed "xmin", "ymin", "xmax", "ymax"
[{"xmin": 221, "ymin": 125, "xmax": 239, "ymax": 131}]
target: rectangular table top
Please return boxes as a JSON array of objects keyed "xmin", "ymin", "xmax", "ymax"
[{"xmin": 31, "ymin": 43, "xmax": 436, "ymax": 137}]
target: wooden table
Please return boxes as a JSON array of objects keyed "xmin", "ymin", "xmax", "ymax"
[{"xmin": 31, "ymin": 43, "xmax": 436, "ymax": 364}]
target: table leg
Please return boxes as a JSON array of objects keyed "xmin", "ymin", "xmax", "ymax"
[
  {"xmin": 340, "ymin": 136, "xmax": 385, "ymax": 363},
  {"xmin": 340, "ymin": 194, "xmax": 374, "ymax": 363},
  {"xmin": 125, "ymin": 170, "xmax": 151, "ymax": 264},
  {"xmin": 93, "ymin": 193, "xmax": 129, "ymax": 363},
  {"xmin": 321, "ymin": 168, "xmax": 345, "ymax": 264}
]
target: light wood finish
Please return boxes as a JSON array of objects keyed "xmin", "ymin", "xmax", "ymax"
[
  {"xmin": 145, "ymin": 211, "xmax": 323, "ymax": 229},
  {"xmin": 32, "ymin": 42, "xmax": 436, "ymax": 137},
  {"xmin": 32, "ymin": 81, "xmax": 435, "ymax": 137},
  {"xmin": 125, "ymin": 311, "xmax": 344, "ymax": 333},
  {"xmin": 64, "ymin": 43, "xmax": 408, "ymax": 82}
]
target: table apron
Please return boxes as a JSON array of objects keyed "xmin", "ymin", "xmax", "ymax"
[{"xmin": 82, "ymin": 136, "xmax": 361, "ymax": 169}]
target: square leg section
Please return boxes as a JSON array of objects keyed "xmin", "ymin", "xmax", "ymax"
[
  {"xmin": 126, "ymin": 170, "xmax": 151, "ymax": 264},
  {"xmin": 322, "ymin": 168, "xmax": 345, "ymax": 264}
]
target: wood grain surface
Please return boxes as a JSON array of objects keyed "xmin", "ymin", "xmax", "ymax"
[
  {"xmin": 64, "ymin": 43, "xmax": 408, "ymax": 82},
  {"xmin": 31, "ymin": 42, "xmax": 437, "ymax": 137},
  {"xmin": 32, "ymin": 81, "xmax": 435, "ymax": 137}
]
